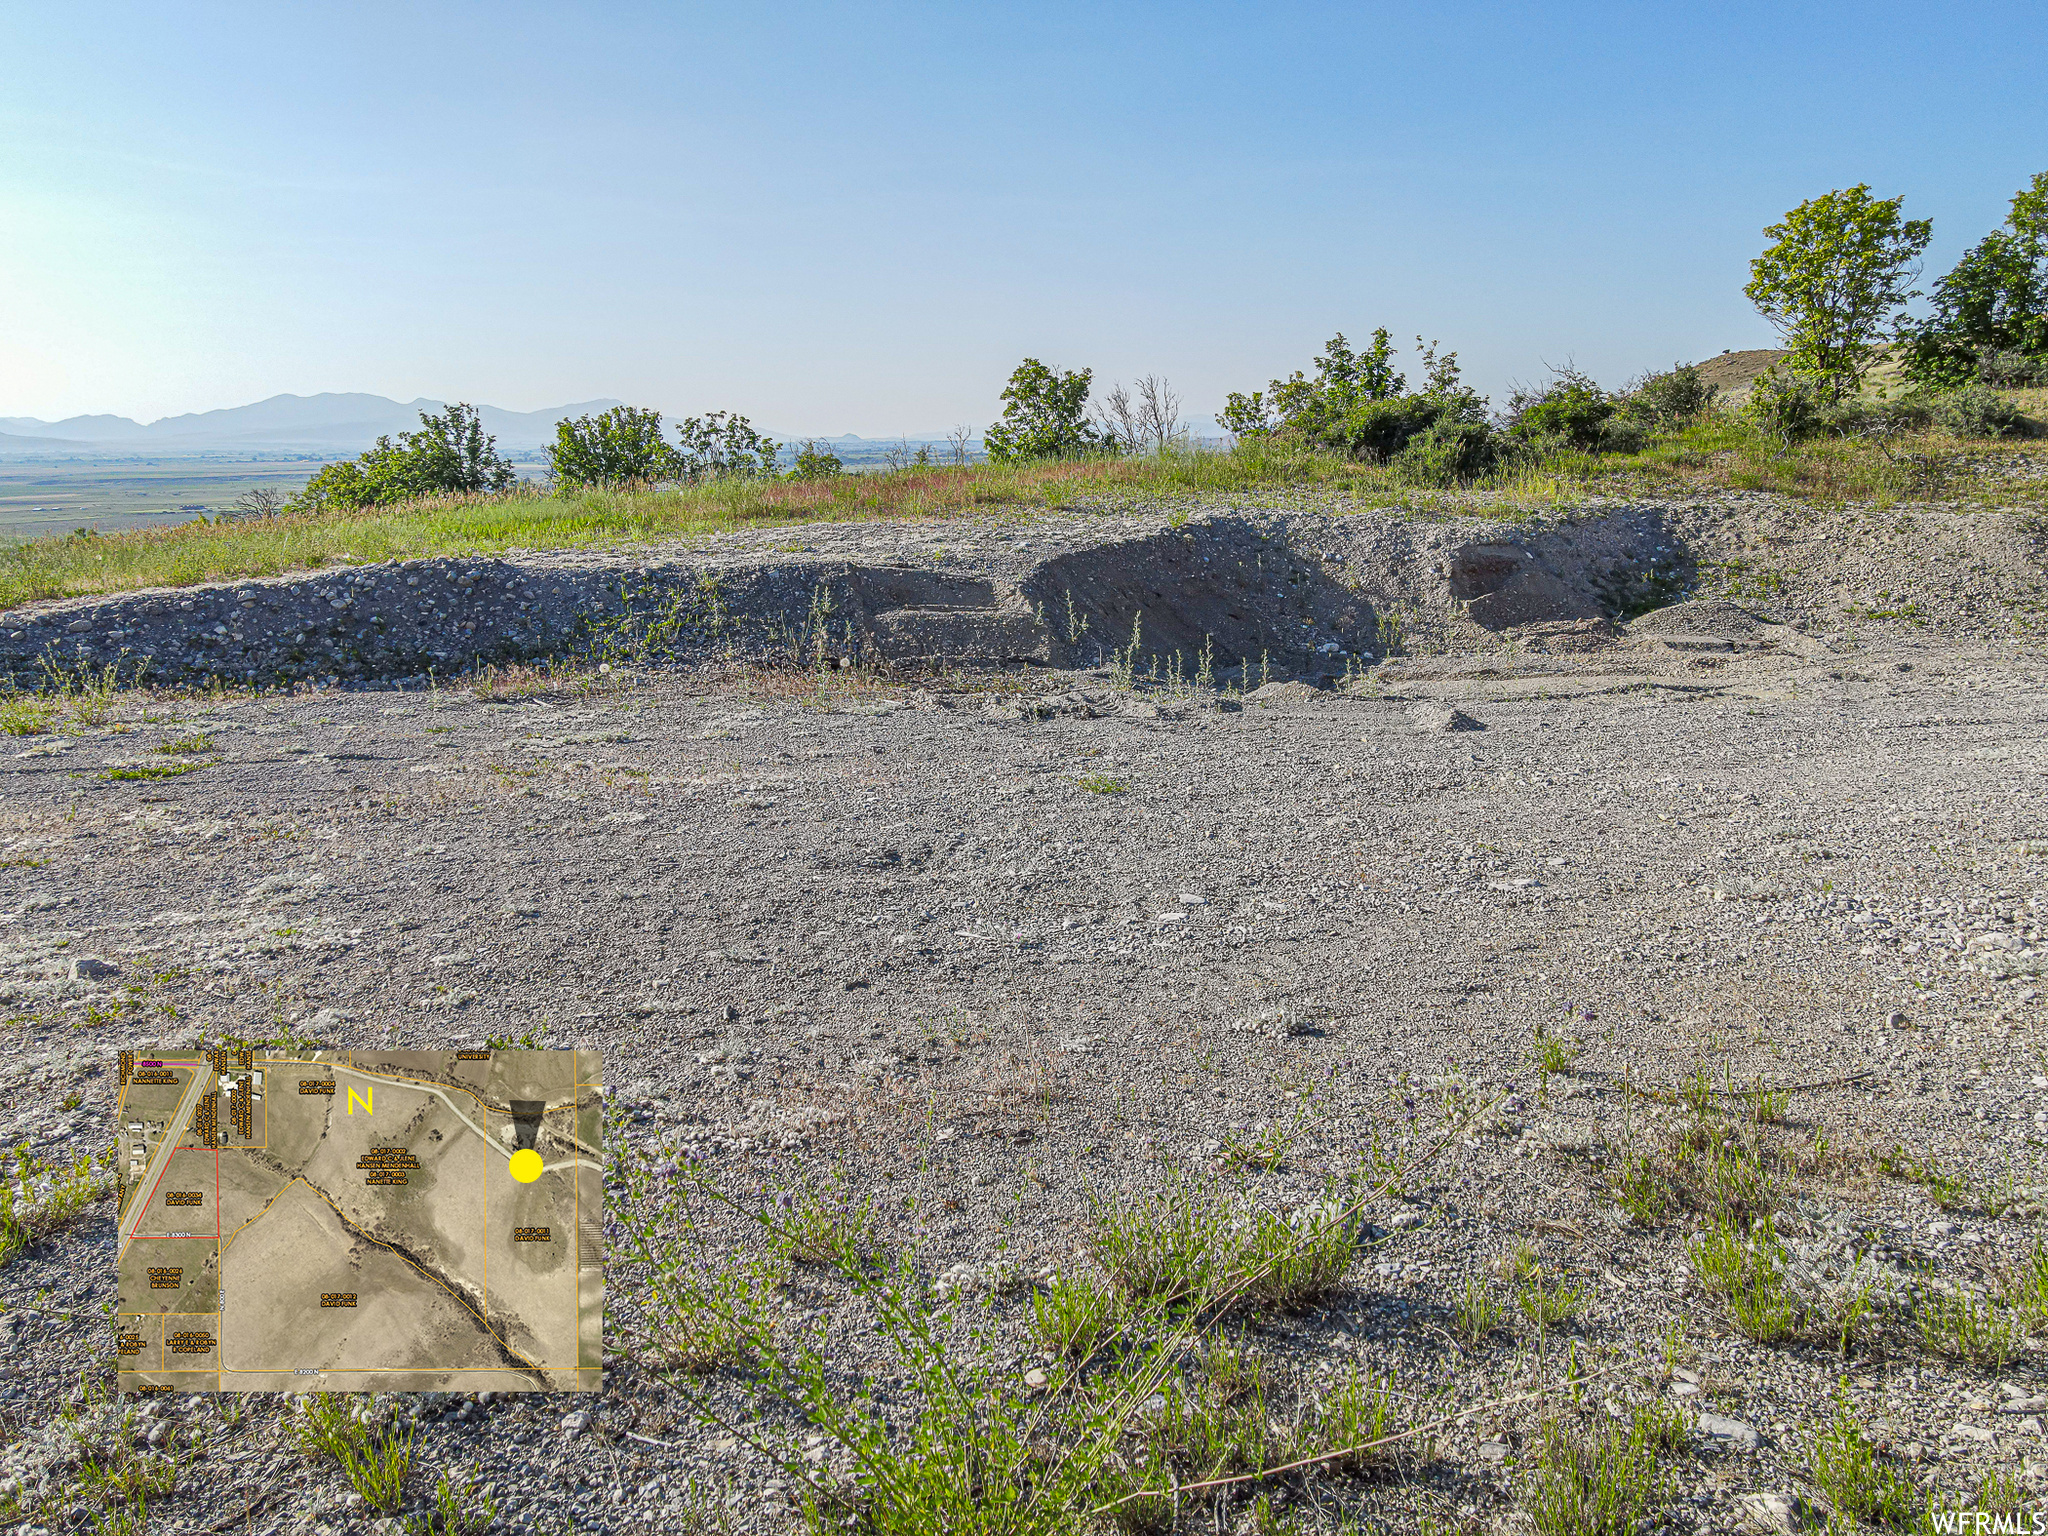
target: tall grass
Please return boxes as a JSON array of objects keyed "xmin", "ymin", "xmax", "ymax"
[{"xmin": 5, "ymin": 414, "xmax": 2041, "ymax": 611}]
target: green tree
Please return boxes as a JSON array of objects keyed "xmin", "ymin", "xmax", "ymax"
[
  {"xmin": 788, "ymin": 440, "xmax": 844, "ymax": 480},
  {"xmin": 1221, "ymin": 328, "xmax": 1404, "ymax": 437},
  {"xmin": 289, "ymin": 403, "xmax": 516, "ymax": 512},
  {"xmin": 982, "ymin": 359, "xmax": 1107, "ymax": 461},
  {"xmin": 1900, "ymin": 171, "xmax": 2048, "ymax": 385},
  {"xmin": 548, "ymin": 406, "xmax": 680, "ymax": 488},
  {"xmin": 1745, "ymin": 184, "xmax": 1932, "ymax": 399},
  {"xmin": 673, "ymin": 411, "xmax": 778, "ymax": 480}
]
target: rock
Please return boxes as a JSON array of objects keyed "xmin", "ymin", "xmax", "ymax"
[
  {"xmin": 1023, "ymin": 1368, "xmax": 1048, "ymax": 1389},
  {"xmin": 68, "ymin": 957, "xmax": 121, "ymax": 982},
  {"xmin": 308, "ymin": 1008, "xmax": 347, "ymax": 1031},
  {"xmin": 1245, "ymin": 680, "xmax": 1323, "ymax": 704},
  {"xmin": 1949, "ymin": 1422, "xmax": 1996, "ymax": 1444},
  {"xmin": 560, "ymin": 1409, "xmax": 591, "ymax": 1439},
  {"xmin": 1475, "ymin": 1439, "xmax": 1510, "ymax": 1463},
  {"xmin": 1386, "ymin": 1209, "xmax": 1426, "ymax": 1232},
  {"xmin": 1739, "ymin": 1492, "xmax": 1817, "ymax": 1533},
  {"xmin": 1998, "ymin": 1395, "xmax": 2048, "ymax": 1413},
  {"xmin": 1409, "ymin": 704, "xmax": 1483, "ymax": 733},
  {"xmin": 1696, "ymin": 1412, "xmax": 1760, "ymax": 1452}
]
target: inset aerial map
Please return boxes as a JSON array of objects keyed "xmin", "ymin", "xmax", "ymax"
[{"xmin": 114, "ymin": 1047, "xmax": 602, "ymax": 1393}]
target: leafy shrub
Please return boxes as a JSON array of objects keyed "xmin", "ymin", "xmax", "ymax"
[
  {"xmin": 1931, "ymin": 385, "xmax": 2032, "ymax": 439},
  {"xmin": 1620, "ymin": 362, "xmax": 1716, "ymax": 425},
  {"xmin": 673, "ymin": 410, "xmax": 779, "ymax": 479},
  {"xmin": 1979, "ymin": 349, "xmax": 2048, "ymax": 387},
  {"xmin": 1742, "ymin": 368, "xmax": 1831, "ymax": 445},
  {"xmin": 1506, "ymin": 367, "xmax": 1616, "ymax": 450},
  {"xmin": 1333, "ymin": 394, "xmax": 1446, "ymax": 461},
  {"xmin": 1899, "ymin": 172, "xmax": 2048, "ymax": 387},
  {"xmin": 291, "ymin": 403, "xmax": 516, "ymax": 512},
  {"xmin": 984, "ymin": 358, "xmax": 1111, "ymax": 461},
  {"xmin": 788, "ymin": 440, "xmax": 845, "ymax": 480},
  {"xmin": 1223, "ymin": 331, "xmax": 1500, "ymax": 478},
  {"xmin": 1392, "ymin": 417, "xmax": 1496, "ymax": 484},
  {"xmin": 548, "ymin": 405, "xmax": 679, "ymax": 488},
  {"xmin": 1222, "ymin": 329, "xmax": 1405, "ymax": 438}
]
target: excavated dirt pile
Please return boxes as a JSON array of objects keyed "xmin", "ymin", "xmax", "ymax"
[{"xmin": 6, "ymin": 493, "xmax": 2044, "ymax": 687}]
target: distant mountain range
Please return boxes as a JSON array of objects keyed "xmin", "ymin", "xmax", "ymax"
[
  {"xmin": 0, "ymin": 394, "xmax": 627, "ymax": 455},
  {"xmin": 0, "ymin": 392, "xmax": 1214, "ymax": 462}
]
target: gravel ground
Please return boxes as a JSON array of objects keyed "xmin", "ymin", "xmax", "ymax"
[{"xmin": 2, "ymin": 497, "xmax": 2047, "ymax": 1533}]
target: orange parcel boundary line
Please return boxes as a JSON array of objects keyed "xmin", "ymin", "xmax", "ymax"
[{"xmin": 217, "ymin": 1175, "xmax": 545, "ymax": 1374}]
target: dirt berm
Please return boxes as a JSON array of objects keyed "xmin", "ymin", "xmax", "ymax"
[{"xmin": 5, "ymin": 492, "xmax": 2044, "ymax": 685}]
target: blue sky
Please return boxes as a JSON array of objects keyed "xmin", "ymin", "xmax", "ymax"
[{"xmin": 3, "ymin": 1, "xmax": 2043, "ymax": 433}]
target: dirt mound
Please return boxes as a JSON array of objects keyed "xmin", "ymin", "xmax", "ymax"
[{"xmin": 1693, "ymin": 348, "xmax": 1788, "ymax": 399}]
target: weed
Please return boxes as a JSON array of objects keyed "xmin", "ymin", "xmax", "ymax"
[
  {"xmin": 287, "ymin": 1395, "xmax": 415, "ymax": 1513},
  {"xmin": 402, "ymin": 1464, "xmax": 497, "ymax": 1536},
  {"xmin": 0, "ymin": 695, "xmax": 57, "ymax": 736},
  {"xmin": 1076, "ymin": 774, "xmax": 1128, "ymax": 795},
  {"xmin": 1689, "ymin": 1218, "xmax": 1798, "ymax": 1343},
  {"xmin": 1610, "ymin": 1153, "xmax": 1672, "ymax": 1227},
  {"xmin": 1878, "ymin": 1143, "xmax": 1974, "ymax": 1210},
  {"xmin": 1807, "ymin": 1396, "xmax": 1921, "ymax": 1529},
  {"xmin": 1305, "ymin": 1362, "xmax": 1398, "ymax": 1472},
  {"xmin": 1741, "ymin": 1075, "xmax": 1789, "ymax": 1126},
  {"xmin": 1453, "ymin": 1275, "xmax": 1505, "ymax": 1345},
  {"xmin": 1916, "ymin": 1289, "xmax": 2024, "ymax": 1369},
  {"xmin": 768, "ymin": 1174, "xmax": 882, "ymax": 1270},
  {"xmin": 1533, "ymin": 1025, "xmax": 1577, "ymax": 1077},
  {"xmin": 1999, "ymin": 1239, "xmax": 2048, "ymax": 1327},
  {"xmin": 1517, "ymin": 1272, "xmax": 1588, "ymax": 1332},
  {"xmin": 485, "ymin": 1029, "xmax": 545, "ymax": 1049},
  {"xmin": 1523, "ymin": 1412, "xmax": 1670, "ymax": 1536},
  {"xmin": 99, "ymin": 760, "xmax": 214, "ymax": 782},
  {"xmin": 0, "ymin": 1143, "xmax": 114, "ymax": 1265},
  {"xmin": 1030, "ymin": 1270, "xmax": 1124, "ymax": 1360},
  {"xmin": 153, "ymin": 732, "xmax": 215, "ymax": 755}
]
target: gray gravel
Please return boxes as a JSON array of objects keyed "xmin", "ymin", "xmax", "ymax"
[{"xmin": 2, "ymin": 493, "xmax": 2047, "ymax": 1532}]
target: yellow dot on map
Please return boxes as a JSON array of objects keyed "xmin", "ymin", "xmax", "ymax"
[{"xmin": 508, "ymin": 1149, "xmax": 544, "ymax": 1183}]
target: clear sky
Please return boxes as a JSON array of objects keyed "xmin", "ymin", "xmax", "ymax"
[{"xmin": 4, "ymin": 1, "xmax": 2043, "ymax": 433}]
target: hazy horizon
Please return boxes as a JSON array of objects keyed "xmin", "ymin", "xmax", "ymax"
[{"xmin": 5, "ymin": 2, "xmax": 2042, "ymax": 433}]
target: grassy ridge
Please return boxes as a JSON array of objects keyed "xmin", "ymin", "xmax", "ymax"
[{"xmin": 3, "ymin": 412, "xmax": 2043, "ymax": 611}]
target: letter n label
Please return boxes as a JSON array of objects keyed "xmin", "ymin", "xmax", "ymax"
[{"xmin": 347, "ymin": 1088, "xmax": 373, "ymax": 1115}]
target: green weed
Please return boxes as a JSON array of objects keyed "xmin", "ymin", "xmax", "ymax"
[
  {"xmin": 1915, "ymin": 1290, "xmax": 2024, "ymax": 1369},
  {"xmin": 1523, "ymin": 1411, "xmax": 1670, "ymax": 1536},
  {"xmin": 0, "ymin": 1143, "xmax": 114, "ymax": 1266},
  {"xmin": 1076, "ymin": 774, "xmax": 1128, "ymax": 795},
  {"xmin": 1030, "ymin": 1270, "xmax": 1124, "ymax": 1360},
  {"xmin": 401, "ymin": 1464, "xmax": 497, "ymax": 1536},
  {"xmin": 1807, "ymin": 1396, "xmax": 1922, "ymax": 1529},
  {"xmin": 768, "ymin": 1176, "xmax": 882, "ymax": 1270},
  {"xmin": 154, "ymin": 732, "xmax": 215, "ymax": 755},
  {"xmin": 0, "ymin": 696, "xmax": 57, "ymax": 736},
  {"xmin": 1453, "ymin": 1274, "xmax": 1506, "ymax": 1345},
  {"xmin": 286, "ymin": 1395, "xmax": 415, "ymax": 1514},
  {"xmin": 1689, "ymin": 1218, "xmax": 1798, "ymax": 1343},
  {"xmin": 100, "ymin": 759, "xmax": 215, "ymax": 782}
]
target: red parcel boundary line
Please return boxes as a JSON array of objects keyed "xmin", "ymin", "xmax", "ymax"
[{"xmin": 127, "ymin": 1148, "xmax": 223, "ymax": 1240}]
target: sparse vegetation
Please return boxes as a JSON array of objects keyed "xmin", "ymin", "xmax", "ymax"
[
  {"xmin": 1523, "ymin": 1410, "xmax": 1672, "ymax": 1536},
  {"xmin": 286, "ymin": 1395, "xmax": 416, "ymax": 1514}
]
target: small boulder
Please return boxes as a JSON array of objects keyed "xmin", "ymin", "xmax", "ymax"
[
  {"xmin": 1739, "ymin": 1492, "xmax": 1817, "ymax": 1533},
  {"xmin": 1696, "ymin": 1412, "xmax": 1760, "ymax": 1452},
  {"xmin": 1409, "ymin": 704, "xmax": 1484, "ymax": 733},
  {"xmin": 69, "ymin": 957, "xmax": 121, "ymax": 983}
]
